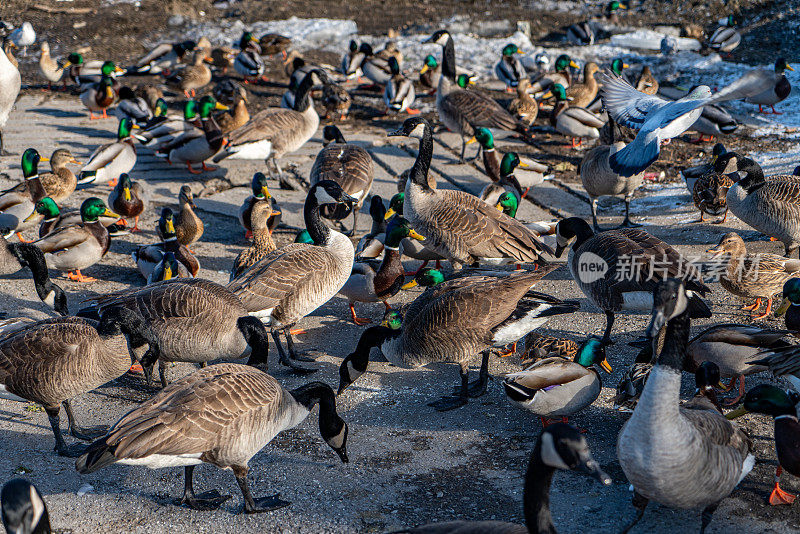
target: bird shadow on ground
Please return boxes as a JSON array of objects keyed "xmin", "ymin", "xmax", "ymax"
[{"xmin": 29, "ymin": 108, "xmax": 86, "ymax": 119}]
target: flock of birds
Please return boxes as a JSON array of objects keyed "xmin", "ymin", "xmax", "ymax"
[{"xmin": 0, "ymin": 4, "xmax": 798, "ymax": 533}]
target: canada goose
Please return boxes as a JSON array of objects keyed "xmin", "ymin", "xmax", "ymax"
[
  {"xmin": 494, "ymin": 43, "xmax": 526, "ymax": 90},
  {"xmin": 238, "ymin": 172, "xmax": 281, "ymax": 239},
  {"xmin": 391, "ymin": 423, "xmax": 610, "ymax": 533},
  {"xmin": 38, "ymin": 41, "xmax": 64, "ymax": 90},
  {"xmin": 425, "ymin": 30, "xmax": 532, "ymax": 161},
  {"xmin": 1, "ymin": 479, "xmax": 51, "ymax": 534},
  {"xmin": 617, "ymin": 279, "xmax": 754, "ymax": 534},
  {"xmin": 542, "ymin": 83, "xmax": 604, "ymax": 147},
  {"xmin": 310, "ymin": 125, "xmax": 374, "ymax": 236},
  {"xmin": 113, "ymin": 86, "xmax": 152, "ymax": 125},
  {"xmin": 503, "ymin": 337, "xmax": 612, "ymax": 425},
  {"xmin": 134, "ymin": 207, "xmax": 199, "ymax": 280},
  {"xmin": 708, "ymin": 15, "xmax": 741, "ymax": 55},
  {"xmin": 174, "ymin": 185, "xmax": 204, "ymax": 250},
  {"xmin": 79, "ymin": 277, "xmax": 284, "ymax": 384},
  {"xmin": 108, "ymin": 173, "xmax": 147, "ymax": 233},
  {"xmin": 0, "ymin": 308, "xmax": 159, "ymax": 456},
  {"xmin": 339, "ymin": 216, "xmax": 425, "ymax": 324},
  {"xmin": 0, "ymin": 233, "xmax": 68, "ymax": 315},
  {"xmin": 0, "ymin": 148, "xmax": 51, "ymax": 240},
  {"xmin": 33, "ymin": 197, "xmax": 120, "ymax": 283},
  {"xmin": 234, "ymin": 32, "xmax": 265, "ymax": 82},
  {"xmin": 389, "ymin": 117, "xmax": 552, "ymax": 269},
  {"xmin": 214, "ymin": 69, "xmax": 326, "ymax": 177},
  {"xmin": 0, "ymin": 36, "xmax": 20, "ymax": 155},
  {"xmin": 78, "ymin": 118, "xmax": 138, "ymax": 187},
  {"xmin": 231, "ymin": 200, "xmax": 278, "ymax": 280},
  {"xmin": 707, "ymin": 232, "xmax": 800, "ymax": 319},
  {"xmin": 76, "ymin": 363, "xmax": 348, "ymax": 513},
  {"xmin": 129, "ymin": 38, "xmax": 198, "ymax": 74},
  {"xmin": 384, "ymin": 57, "xmax": 417, "ymax": 114},
  {"xmin": 554, "ymin": 217, "xmax": 711, "ymax": 343},
  {"xmin": 339, "ymin": 268, "xmax": 578, "ymax": 411},
  {"xmin": 579, "ymin": 117, "xmax": 643, "ymax": 230},
  {"xmin": 227, "ymin": 181, "xmax": 358, "ymax": 369},
  {"xmin": 723, "ymin": 155, "xmax": 800, "ymax": 257}
]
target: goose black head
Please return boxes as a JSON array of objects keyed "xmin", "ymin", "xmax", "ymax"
[
  {"xmin": 310, "ymin": 180, "xmax": 358, "ymax": 208},
  {"xmin": 536, "ymin": 424, "xmax": 611, "ymax": 485},
  {"xmin": 424, "ymin": 30, "xmax": 451, "ymax": 46},
  {"xmin": 387, "ymin": 117, "xmax": 430, "ymax": 139},
  {"xmin": 646, "ymin": 278, "xmax": 689, "ymax": 338},
  {"xmin": 1, "ymin": 479, "xmax": 50, "ymax": 534}
]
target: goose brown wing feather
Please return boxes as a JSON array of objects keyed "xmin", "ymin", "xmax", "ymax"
[
  {"xmin": 441, "ymin": 89, "xmax": 521, "ymax": 132},
  {"xmin": 310, "ymin": 144, "xmax": 374, "ymax": 195},
  {"xmin": 227, "ymin": 109, "xmax": 304, "ymax": 146}
]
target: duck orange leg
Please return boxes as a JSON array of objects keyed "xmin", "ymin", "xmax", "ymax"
[
  {"xmin": 769, "ymin": 466, "xmax": 796, "ymax": 505},
  {"xmin": 102, "ymin": 109, "xmax": 108, "ymax": 119},
  {"xmin": 15, "ymin": 232, "xmax": 32, "ymax": 243},
  {"xmin": 201, "ymin": 162, "xmax": 218, "ymax": 172},
  {"xmin": 722, "ymin": 375, "xmax": 746, "ymax": 406},
  {"xmin": 89, "ymin": 112, "xmax": 99, "ymax": 120},
  {"xmin": 289, "ymin": 328, "xmax": 306, "ymax": 336},
  {"xmin": 741, "ymin": 298, "xmax": 762, "ymax": 312},
  {"xmin": 752, "ymin": 298, "xmax": 773, "ymax": 320},
  {"xmin": 131, "ymin": 216, "xmax": 141, "ymax": 233},
  {"xmin": 68, "ymin": 270, "xmax": 97, "ymax": 283},
  {"xmin": 186, "ymin": 162, "xmax": 202, "ymax": 175},
  {"xmin": 349, "ymin": 303, "xmax": 371, "ymax": 326}
]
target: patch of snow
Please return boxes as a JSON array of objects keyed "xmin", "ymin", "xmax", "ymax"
[{"xmin": 610, "ymin": 29, "xmax": 701, "ymax": 51}]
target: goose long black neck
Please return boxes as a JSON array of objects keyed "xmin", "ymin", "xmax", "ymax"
[
  {"xmin": 304, "ymin": 189, "xmax": 331, "ymax": 246},
  {"xmin": 96, "ymin": 306, "xmax": 160, "ymax": 366},
  {"xmin": 293, "ymin": 71, "xmax": 317, "ymax": 112},
  {"xmin": 238, "ymin": 316, "xmax": 270, "ymax": 369},
  {"xmin": 290, "ymin": 381, "xmax": 336, "ymax": 412},
  {"xmin": 656, "ymin": 310, "xmax": 690, "ymax": 372},
  {"xmin": 9, "ymin": 243, "xmax": 68, "ymax": 316},
  {"xmin": 738, "ymin": 158, "xmax": 766, "ymax": 194},
  {"xmin": 410, "ymin": 126, "xmax": 434, "ymax": 191},
  {"xmin": 563, "ymin": 217, "xmax": 595, "ymax": 250},
  {"xmin": 523, "ymin": 443, "xmax": 557, "ymax": 534},
  {"xmin": 441, "ymin": 38, "xmax": 457, "ymax": 81}
]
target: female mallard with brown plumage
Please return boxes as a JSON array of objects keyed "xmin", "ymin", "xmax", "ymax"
[
  {"xmin": 230, "ymin": 200, "xmax": 277, "ymax": 280},
  {"xmin": 174, "ymin": 185, "xmax": 204, "ymax": 251},
  {"xmin": 507, "ymin": 78, "xmax": 537, "ymax": 126},
  {"xmin": 566, "ymin": 61, "xmax": 600, "ymax": 108},
  {"xmin": 108, "ymin": 173, "xmax": 147, "ymax": 232},
  {"xmin": 238, "ymin": 172, "xmax": 281, "ymax": 239},
  {"xmin": 692, "ymin": 168, "xmax": 733, "ymax": 223}
]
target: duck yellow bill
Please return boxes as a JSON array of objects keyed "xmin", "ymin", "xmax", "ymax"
[
  {"xmin": 23, "ymin": 209, "xmax": 38, "ymax": 223},
  {"xmin": 408, "ymin": 229, "xmax": 425, "ymax": 241},
  {"xmin": 261, "ymin": 186, "xmax": 271, "ymax": 199},
  {"xmin": 599, "ymin": 358, "xmax": 612, "ymax": 373},
  {"xmin": 131, "ymin": 123, "xmax": 141, "ymax": 129},
  {"xmin": 39, "ymin": 157, "xmax": 50, "ymax": 162},
  {"xmin": 787, "ymin": 65, "xmax": 795, "ymax": 72},
  {"xmin": 519, "ymin": 161, "xmax": 529, "ymax": 168},
  {"xmin": 623, "ymin": 63, "xmax": 630, "ymax": 69},
  {"xmin": 163, "ymin": 264, "xmax": 173, "ymax": 280},
  {"xmin": 495, "ymin": 203, "xmax": 503, "ymax": 212},
  {"xmin": 725, "ymin": 406, "xmax": 748, "ymax": 420},
  {"xmin": 541, "ymin": 90, "xmax": 553, "ymax": 99},
  {"xmin": 380, "ymin": 318, "xmax": 391, "ymax": 327},
  {"xmin": 775, "ymin": 297, "xmax": 791, "ymax": 317},
  {"xmin": 401, "ymin": 279, "xmax": 418, "ymax": 290},
  {"xmin": 569, "ymin": 60, "xmax": 579, "ymax": 68},
  {"xmin": 384, "ymin": 208, "xmax": 396, "ymax": 220},
  {"xmin": 420, "ymin": 65, "xmax": 430, "ymax": 75},
  {"xmin": 104, "ymin": 209, "xmax": 121, "ymax": 219},
  {"xmin": 166, "ymin": 219, "xmax": 175, "ymax": 233},
  {"xmin": 465, "ymin": 136, "xmax": 477, "ymax": 145},
  {"xmin": 215, "ymin": 102, "xmax": 229, "ymax": 110},
  {"xmin": 69, "ymin": 157, "xmax": 81, "ymax": 165}
]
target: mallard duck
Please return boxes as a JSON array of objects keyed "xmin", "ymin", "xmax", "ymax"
[
  {"xmin": 617, "ymin": 279, "xmax": 754, "ymax": 534},
  {"xmin": 383, "ymin": 195, "xmax": 445, "ymax": 272},
  {"xmin": 613, "ymin": 343, "xmax": 653, "ymax": 412},
  {"xmin": 210, "ymin": 46, "xmax": 235, "ymax": 74},
  {"xmin": 774, "ymin": 278, "xmax": 800, "ymax": 336},
  {"xmin": 566, "ymin": 61, "xmax": 600, "ymax": 107},
  {"xmin": 384, "ymin": 57, "xmax": 417, "ymax": 114},
  {"xmin": 472, "ymin": 127, "xmax": 549, "ymax": 192},
  {"xmin": 32, "ymin": 197, "xmax": 119, "ymax": 282},
  {"xmin": 494, "ymin": 43, "xmax": 526, "ymax": 90},
  {"xmin": 135, "ymin": 100, "xmax": 199, "ymax": 147},
  {"xmin": 227, "ymin": 181, "xmax": 358, "ymax": 369},
  {"xmin": 528, "ymin": 53, "xmax": 578, "ymax": 94},
  {"xmin": 136, "ymin": 84, "xmax": 165, "ymax": 114},
  {"xmin": 230, "ymin": 199, "xmax": 278, "ymax": 280},
  {"xmin": 504, "ymin": 337, "xmax": 611, "ymax": 426},
  {"xmin": 1, "ymin": 480, "xmax": 51, "ymax": 534},
  {"xmin": 215, "ymin": 85, "xmax": 249, "ymax": 134},
  {"xmin": 705, "ymin": 58, "xmax": 793, "ymax": 115},
  {"xmin": 692, "ymin": 168, "xmax": 734, "ymax": 223},
  {"xmin": 157, "ymin": 96, "xmax": 228, "ymax": 174},
  {"xmin": 554, "ymin": 217, "xmax": 711, "ymax": 343},
  {"xmin": 723, "ymin": 154, "xmax": 800, "ymax": 257},
  {"xmin": 579, "ymin": 117, "xmax": 643, "ymax": 230},
  {"xmin": 76, "ymin": 60, "xmax": 123, "ymax": 89},
  {"xmin": 0, "ymin": 148, "xmax": 50, "ymax": 241},
  {"xmin": 543, "ymin": 83, "xmax": 604, "ymax": 147},
  {"xmin": 708, "ymin": 15, "xmax": 741, "ymax": 55},
  {"xmin": 393, "ymin": 423, "xmax": 610, "ymax": 533},
  {"xmin": 234, "ymin": 32, "xmax": 265, "ymax": 83},
  {"xmin": 113, "ymin": 86, "xmax": 152, "ymax": 125},
  {"xmin": 129, "ymin": 38, "xmax": 199, "ymax": 75},
  {"xmin": 355, "ymin": 196, "xmax": 387, "ymax": 260},
  {"xmin": 4, "ymin": 148, "xmax": 79, "ymax": 206},
  {"xmin": 727, "ymin": 385, "xmax": 800, "ymax": 505},
  {"xmin": 134, "ymin": 207, "xmax": 199, "ymax": 280},
  {"xmin": 38, "ymin": 41, "xmax": 64, "ymax": 90},
  {"xmin": 521, "ymin": 332, "xmax": 579, "ymax": 366},
  {"xmin": 418, "ymin": 54, "xmax": 440, "ymax": 92},
  {"xmin": 707, "ymin": 232, "xmax": 800, "ymax": 318},
  {"xmin": 0, "ymin": 308, "xmax": 157, "ymax": 456},
  {"xmin": 148, "ymin": 251, "xmax": 184, "ymax": 284},
  {"xmin": 166, "ymin": 49, "xmax": 213, "ymax": 98},
  {"xmin": 238, "ymin": 172, "xmax": 281, "ymax": 239},
  {"xmin": 635, "ymin": 66, "xmax": 659, "ymax": 95},
  {"xmin": 0, "ymin": 232, "xmax": 67, "ymax": 315},
  {"xmin": 680, "ymin": 143, "xmax": 728, "ymax": 194},
  {"xmin": 322, "ymin": 79, "xmax": 351, "ymax": 120},
  {"xmin": 80, "ymin": 76, "xmax": 116, "ymax": 120},
  {"xmin": 0, "ymin": 36, "xmax": 20, "ymax": 155},
  {"xmin": 214, "ymin": 69, "xmax": 326, "ymax": 177},
  {"xmin": 566, "ymin": 21, "xmax": 595, "ymax": 45},
  {"xmin": 77, "ymin": 363, "xmax": 347, "ymax": 512},
  {"xmin": 479, "ymin": 152, "xmax": 524, "ymax": 206},
  {"xmin": 389, "ymin": 118, "xmax": 552, "ymax": 269},
  {"xmin": 174, "ymin": 185, "xmax": 204, "ymax": 250},
  {"xmin": 338, "ymin": 267, "xmax": 577, "ymax": 411},
  {"xmin": 78, "ymin": 118, "xmax": 138, "ymax": 187},
  {"xmin": 340, "ymin": 39, "xmax": 362, "ymax": 78},
  {"xmin": 107, "ymin": 173, "xmax": 146, "ymax": 232},
  {"xmin": 26, "ymin": 196, "xmax": 119, "ymax": 239},
  {"xmin": 339, "ymin": 216, "xmax": 425, "ymax": 324},
  {"xmin": 357, "ymin": 43, "xmax": 394, "ymax": 85},
  {"xmin": 310, "ymin": 125, "xmax": 374, "ymax": 235},
  {"xmin": 258, "ymin": 33, "xmax": 290, "ymax": 57},
  {"xmin": 425, "ymin": 30, "xmax": 532, "ymax": 161},
  {"xmin": 508, "ymin": 78, "xmax": 538, "ymax": 126}
]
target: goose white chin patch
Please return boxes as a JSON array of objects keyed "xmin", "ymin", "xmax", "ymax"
[
  {"xmin": 409, "ymin": 123, "xmax": 427, "ymax": 139},
  {"xmin": 249, "ymin": 308, "xmax": 274, "ymax": 325}
]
